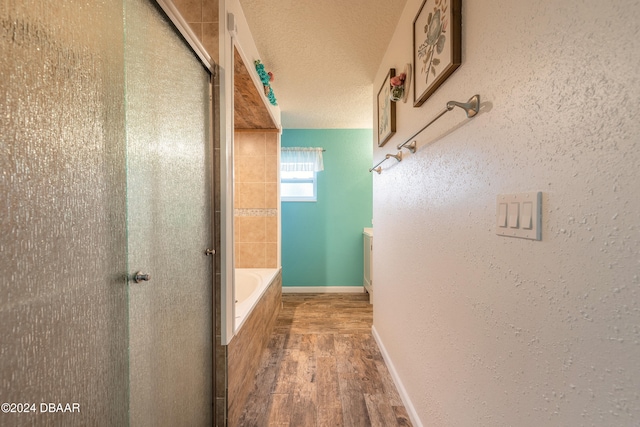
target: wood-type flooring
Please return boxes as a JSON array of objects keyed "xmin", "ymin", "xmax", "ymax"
[{"xmin": 237, "ymin": 293, "xmax": 412, "ymax": 427}]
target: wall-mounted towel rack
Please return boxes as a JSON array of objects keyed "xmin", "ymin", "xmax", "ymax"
[
  {"xmin": 396, "ymin": 94, "xmax": 480, "ymax": 151},
  {"xmin": 369, "ymin": 94, "xmax": 480, "ymax": 174},
  {"xmin": 369, "ymin": 151, "xmax": 403, "ymax": 174}
]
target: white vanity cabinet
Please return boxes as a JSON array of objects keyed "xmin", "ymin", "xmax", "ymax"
[{"xmin": 363, "ymin": 228, "xmax": 373, "ymax": 304}]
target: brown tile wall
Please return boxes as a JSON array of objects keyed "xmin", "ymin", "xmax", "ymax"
[
  {"xmin": 210, "ymin": 66, "xmax": 226, "ymax": 426},
  {"xmin": 173, "ymin": 0, "xmax": 219, "ymax": 62},
  {"xmin": 234, "ymin": 131, "xmax": 279, "ymax": 268}
]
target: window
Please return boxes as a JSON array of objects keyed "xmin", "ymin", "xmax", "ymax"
[
  {"xmin": 281, "ymin": 170, "xmax": 317, "ymax": 202},
  {"xmin": 281, "ymin": 147, "xmax": 324, "ymax": 203}
]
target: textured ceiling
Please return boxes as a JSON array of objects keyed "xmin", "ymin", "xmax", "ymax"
[{"xmin": 239, "ymin": 0, "xmax": 407, "ymax": 129}]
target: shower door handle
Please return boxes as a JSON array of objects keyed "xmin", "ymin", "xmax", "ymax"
[
  {"xmin": 133, "ymin": 271, "xmax": 151, "ymax": 283},
  {"xmin": 205, "ymin": 248, "xmax": 215, "ymax": 256}
]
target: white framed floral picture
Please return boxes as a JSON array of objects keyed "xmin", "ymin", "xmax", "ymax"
[
  {"xmin": 413, "ymin": 0, "xmax": 461, "ymax": 107},
  {"xmin": 377, "ymin": 68, "xmax": 396, "ymax": 147}
]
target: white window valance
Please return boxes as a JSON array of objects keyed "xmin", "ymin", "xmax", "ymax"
[{"xmin": 281, "ymin": 147, "xmax": 324, "ymax": 172}]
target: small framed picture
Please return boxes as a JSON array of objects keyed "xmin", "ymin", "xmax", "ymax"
[
  {"xmin": 413, "ymin": 0, "xmax": 462, "ymax": 107},
  {"xmin": 377, "ymin": 69, "xmax": 396, "ymax": 147}
]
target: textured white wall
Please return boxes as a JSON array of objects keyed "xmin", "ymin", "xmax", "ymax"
[{"xmin": 372, "ymin": 0, "xmax": 640, "ymax": 425}]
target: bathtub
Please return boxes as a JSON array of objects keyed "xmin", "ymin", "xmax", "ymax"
[
  {"xmin": 228, "ymin": 268, "xmax": 282, "ymax": 425},
  {"xmin": 234, "ymin": 268, "xmax": 280, "ymax": 331}
]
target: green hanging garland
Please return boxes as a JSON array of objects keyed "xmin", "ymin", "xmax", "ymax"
[{"xmin": 254, "ymin": 60, "xmax": 277, "ymax": 106}]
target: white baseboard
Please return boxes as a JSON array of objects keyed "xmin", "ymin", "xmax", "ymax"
[
  {"xmin": 282, "ymin": 286, "xmax": 365, "ymax": 294},
  {"xmin": 372, "ymin": 325, "xmax": 423, "ymax": 427}
]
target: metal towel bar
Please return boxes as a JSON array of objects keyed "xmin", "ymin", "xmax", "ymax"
[
  {"xmin": 369, "ymin": 151, "xmax": 403, "ymax": 174},
  {"xmin": 369, "ymin": 95, "xmax": 480, "ymax": 174},
  {"xmin": 397, "ymin": 94, "xmax": 480, "ymax": 151}
]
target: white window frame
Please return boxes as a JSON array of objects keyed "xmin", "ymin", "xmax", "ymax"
[
  {"xmin": 281, "ymin": 170, "xmax": 317, "ymax": 202},
  {"xmin": 280, "ymin": 147, "xmax": 323, "ymax": 203}
]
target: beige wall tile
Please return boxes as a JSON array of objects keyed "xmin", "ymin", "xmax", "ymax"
[
  {"xmin": 265, "ymin": 243, "xmax": 278, "ymax": 268},
  {"xmin": 233, "ymin": 150, "xmax": 240, "ymax": 168},
  {"xmin": 202, "ymin": 22, "xmax": 219, "ymax": 63},
  {"xmin": 238, "ymin": 217, "xmax": 266, "ymax": 243},
  {"xmin": 173, "ymin": 0, "xmax": 201, "ymax": 23},
  {"xmin": 233, "ymin": 132, "xmax": 279, "ymax": 268},
  {"xmin": 265, "ymin": 155, "xmax": 278, "ymax": 182},
  {"xmin": 172, "ymin": 0, "xmax": 218, "ymax": 62},
  {"xmin": 265, "ymin": 183, "xmax": 278, "ymax": 209},
  {"xmin": 233, "ymin": 132, "xmax": 246, "ymax": 157},
  {"xmin": 265, "ymin": 133, "xmax": 278, "ymax": 155},
  {"xmin": 238, "ymin": 243, "xmax": 266, "ymax": 268},
  {"xmin": 236, "ymin": 156, "xmax": 266, "ymax": 183},
  {"xmin": 233, "ymin": 182, "xmax": 238, "ymax": 208},
  {"xmin": 265, "ymin": 217, "xmax": 278, "ymax": 243},
  {"xmin": 202, "ymin": 0, "xmax": 218, "ymax": 22},
  {"xmin": 237, "ymin": 132, "xmax": 265, "ymax": 156},
  {"xmin": 186, "ymin": 22, "xmax": 203, "ymax": 41},
  {"xmin": 235, "ymin": 183, "xmax": 265, "ymax": 208}
]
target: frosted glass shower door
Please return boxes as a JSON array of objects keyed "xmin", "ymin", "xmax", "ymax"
[
  {"xmin": 2, "ymin": 0, "xmax": 129, "ymax": 425},
  {"xmin": 125, "ymin": 0, "xmax": 213, "ymax": 425}
]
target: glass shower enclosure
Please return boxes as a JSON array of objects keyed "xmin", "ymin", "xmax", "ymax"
[
  {"xmin": 125, "ymin": 0, "xmax": 214, "ymax": 425},
  {"xmin": 1, "ymin": 0, "xmax": 215, "ymax": 425}
]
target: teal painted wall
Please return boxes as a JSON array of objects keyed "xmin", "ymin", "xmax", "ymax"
[{"xmin": 281, "ymin": 129, "xmax": 373, "ymax": 288}]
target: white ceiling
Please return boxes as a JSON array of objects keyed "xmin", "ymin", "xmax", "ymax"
[{"xmin": 239, "ymin": 0, "xmax": 407, "ymax": 129}]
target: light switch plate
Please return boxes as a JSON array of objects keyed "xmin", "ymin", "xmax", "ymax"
[{"xmin": 496, "ymin": 192, "xmax": 541, "ymax": 240}]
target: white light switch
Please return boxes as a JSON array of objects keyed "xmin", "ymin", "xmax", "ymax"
[
  {"xmin": 496, "ymin": 192, "xmax": 542, "ymax": 240},
  {"xmin": 508, "ymin": 203, "xmax": 519, "ymax": 228},
  {"xmin": 521, "ymin": 202, "xmax": 533, "ymax": 230},
  {"xmin": 498, "ymin": 203, "xmax": 508, "ymax": 227}
]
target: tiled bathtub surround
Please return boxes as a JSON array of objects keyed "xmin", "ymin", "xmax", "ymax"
[
  {"xmin": 172, "ymin": 0, "xmax": 219, "ymax": 62},
  {"xmin": 227, "ymin": 270, "xmax": 282, "ymax": 427},
  {"xmin": 234, "ymin": 131, "xmax": 279, "ymax": 268}
]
